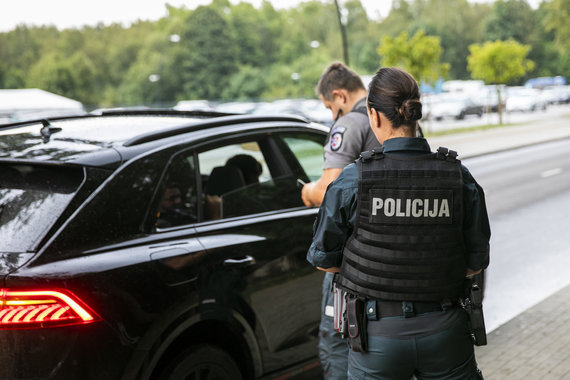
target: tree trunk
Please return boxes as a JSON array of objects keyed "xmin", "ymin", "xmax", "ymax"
[
  {"xmin": 496, "ymin": 87, "xmax": 503, "ymax": 125},
  {"xmin": 334, "ymin": 0, "xmax": 349, "ymax": 66}
]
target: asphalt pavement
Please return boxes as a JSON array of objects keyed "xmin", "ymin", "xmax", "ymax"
[{"xmin": 426, "ymin": 108, "xmax": 570, "ymax": 380}]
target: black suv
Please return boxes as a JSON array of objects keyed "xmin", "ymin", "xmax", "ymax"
[{"xmin": 0, "ymin": 110, "xmax": 329, "ymax": 379}]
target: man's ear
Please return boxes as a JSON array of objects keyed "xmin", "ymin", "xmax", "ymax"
[{"xmin": 331, "ymin": 89, "xmax": 347, "ymax": 104}]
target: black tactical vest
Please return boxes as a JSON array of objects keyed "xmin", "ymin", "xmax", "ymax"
[{"xmin": 336, "ymin": 147, "xmax": 467, "ymax": 302}]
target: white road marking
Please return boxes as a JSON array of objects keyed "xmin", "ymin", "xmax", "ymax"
[{"xmin": 540, "ymin": 168, "xmax": 563, "ymax": 178}]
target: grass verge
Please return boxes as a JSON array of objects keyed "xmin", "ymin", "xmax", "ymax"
[{"xmin": 422, "ymin": 122, "xmax": 522, "ymax": 137}]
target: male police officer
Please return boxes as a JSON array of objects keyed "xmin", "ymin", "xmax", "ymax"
[
  {"xmin": 307, "ymin": 67, "xmax": 489, "ymax": 380},
  {"xmin": 301, "ymin": 62, "xmax": 379, "ymax": 380}
]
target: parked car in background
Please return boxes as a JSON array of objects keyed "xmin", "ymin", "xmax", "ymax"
[
  {"xmin": 173, "ymin": 99, "xmax": 214, "ymax": 112},
  {"xmin": 471, "ymin": 85, "xmax": 507, "ymax": 113},
  {"xmin": 506, "ymin": 87, "xmax": 548, "ymax": 112},
  {"xmin": 423, "ymin": 94, "xmax": 484, "ymax": 121},
  {"xmin": 541, "ymin": 86, "xmax": 570, "ymax": 104},
  {"xmin": 0, "ymin": 110, "xmax": 328, "ymax": 379}
]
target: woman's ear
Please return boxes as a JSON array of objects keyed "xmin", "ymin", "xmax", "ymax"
[{"xmin": 368, "ymin": 107, "xmax": 380, "ymax": 129}]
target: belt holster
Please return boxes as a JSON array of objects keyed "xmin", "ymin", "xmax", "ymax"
[{"xmin": 347, "ymin": 297, "xmax": 367, "ymax": 352}]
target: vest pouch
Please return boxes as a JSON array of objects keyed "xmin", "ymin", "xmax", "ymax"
[{"xmin": 347, "ymin": 297, "xmax": 367, "ymax": 352}]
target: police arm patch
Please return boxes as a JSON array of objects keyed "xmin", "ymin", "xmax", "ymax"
[
  {"xmin": 330, "ymin": 132, "xmax": 343, "ymax": 151},
  {"xmin": 330, "ymin": 126, "xmax": 346, "ymax": 151}
]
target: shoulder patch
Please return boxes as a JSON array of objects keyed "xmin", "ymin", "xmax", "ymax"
[
  {"xmin": 331, "ymin": 126, "xmax": 346, "ymax": 135},
  {"xmin": 330, "ymin": 130, "xmax": 344, "ymax": 151}
]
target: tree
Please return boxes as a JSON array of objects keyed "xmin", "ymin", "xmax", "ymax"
[
  {"xmin": 377, "ymin": 30, "xmax": 449, "ymax": 85},
  {"xmin": 345, "ymin": 0, "xmax": 376, "ymax": 73},
  {"xmin": 222, "ymin": 65, "xmax": 267, "ymax": 100},
  {"xmin": 483, "ymin": 0, "xmax": 536, "ymax": 43},
  {"xmin": 180, "ymin": 6, "xmax": 237, "ymax": 100},
  {"xmin": 543, "ymin": 0, "xmax": 570, "ymax": 54},
  {"xmin": 467, "ymin": 39, "xmax": 534, "ymax": 124},
  {"xmin": 419, "ymin": 0, "xmax": 490, "ymax": 80},
  {"xmin": 27, "ymin": 54, "xmax": 77, "ymax": 97},
  {"xmin": 483, "ymin": 0, "xmax": 542, "ymax": 81},
  {"xmin": 226, "ymin": 3, "xmax": 265, "ymax": 67},
  {"xmin": 377, "ymin": 0, "xmax": 414, "ymax": 38}
]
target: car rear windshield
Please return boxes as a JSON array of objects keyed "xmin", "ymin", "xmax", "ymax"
[{"xmin": 0, "ymin": 164, "xmax": 83, "ymax": 253}]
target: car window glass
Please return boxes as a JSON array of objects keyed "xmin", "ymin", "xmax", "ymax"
[
  {"xmin": 154, "ymin": 154, "xmax": 198, "ymax": 229},
  {"xmin": 199, "ymin": 142, "xmax": 269, "ymax": 221},
  {"xmin": 282, "ymin": 136, "xmax": 324, "ymax": 182},
  {"xmin": 199, "ymin": 139, "xmax": 307, "ymax": 221},
  {"xmin": 0, "ymin": 165, "xmax": 83, "ymax": 252}
]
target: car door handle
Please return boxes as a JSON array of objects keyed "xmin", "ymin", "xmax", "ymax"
[{"xmin": 223, "ymin": 255, "xmax": 256, "ymax": 267}]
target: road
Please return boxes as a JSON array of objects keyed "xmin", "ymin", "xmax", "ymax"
[{"xmin": 463, "ymin": 138, "xmax": 570, "ymax": 332}]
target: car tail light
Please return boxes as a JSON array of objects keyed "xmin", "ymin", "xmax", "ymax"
[{"xmin": 0, "ymin": 289, "xmax": 100, "ymax": 329}]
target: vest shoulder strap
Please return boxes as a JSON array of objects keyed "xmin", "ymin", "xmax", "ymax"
[
  {"xmin": 359, "ymin": 147, "xmax": 384, "ymax": 163},
  {"xmin": 436, "ymin": 146, "xmax": 459, "ymax": 162}
]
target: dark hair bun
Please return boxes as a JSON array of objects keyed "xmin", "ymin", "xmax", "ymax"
[
  {"xmin": 400, "ymin": 99, "xmax": 422, "ymax": 122},
  {"xmin": 367, "ymin": 67, "xmax": 421, "ymax": 128}
]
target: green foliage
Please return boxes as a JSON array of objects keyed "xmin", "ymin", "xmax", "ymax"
[
  {"xmin": 262, "ymin": 50, "xmax": 333, "ymax": 99},
  {"xmin": 543, "ymin": 0, "xmax": 570, "ymax": 53},
  {"xmin": 222, "ymin": 65, "xmax": 267, "ymax": 100},
  {"xmin": 26, "ymin": 54, "xmax": 73, "ymax": 96},
  {"xmin": 0, "ymin": 0, "xmax": 569, "ymax": 109},
  {"xmin": 0, "ymin": 64, "xmax": 25, "ymax": 88},
  {"xmin": 180, "ymin": 7, "xmax": 237, "ymax": 100},
  {"xmin": 420, "ymin": 0, "xmax": 489, "ymax": 79},
  {"xmin": 482, "ymin": 0, "xmax": 542, "ymax": 82},
  {"xmin": 467, "ymin": 38, "xmax": 534, "ymax": 124},
  {"xmin": 377, "ymin": 30, "xmax": 449, "ymax": 84},
  {"xmin": 484, "ymin": 0, "xmax": 536, "ymax": 43},
  {"xmin": 374, "ymin": 0, "xmax": 491, "ymax": 79},
  {"xmin": 467, "ymin": 39, "xmax": 534, "ymax": 84}
]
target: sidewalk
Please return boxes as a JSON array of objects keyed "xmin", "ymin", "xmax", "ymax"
[
  {"xmin": 428, "ymin": 115, "xmax": 570, "ymax": 379},
  {"xmin": 426, "ymin": 108, "xmax": 570, "ymax": 159},
  {"xmin": 475, "ymin": 284, "xmax": 570, "ymax": 379}
]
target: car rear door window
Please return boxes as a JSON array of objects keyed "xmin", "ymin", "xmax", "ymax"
[
  {"xmin": 0, "ymin": 165, "xmax": 83, "ymax": 252},
  {"xmin": 153, "ymin": 153, "xmax": 199, "ymax": 229}
]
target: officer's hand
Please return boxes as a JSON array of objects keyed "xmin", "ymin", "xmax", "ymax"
[
  {"xmin": 301, "ymin": 182, "xmax": 316, "ymax": 207},
  {"xmin": 466, "ymin": 268, "xmax": 482, "ymax": 277},
  {"xmin": 317, "ymin": 266, "xmax": 340, "ymax": 273}
]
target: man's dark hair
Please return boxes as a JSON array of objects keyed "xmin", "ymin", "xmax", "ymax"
[{"xmin": 316, "ymin": 61, "xmax": 365, "ymax": 101}]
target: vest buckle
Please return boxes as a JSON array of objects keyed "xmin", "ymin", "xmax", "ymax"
[
  {"xmin": 360, "ymin": 151, "xmax": 373, "ymax": 162},
  {"xmin": 437, "ymin": 146, "xmax": 459, "ymax": 162},
  {"xmin": 436, "ymin": 147, "xmax": 449, "ymax": 160}
]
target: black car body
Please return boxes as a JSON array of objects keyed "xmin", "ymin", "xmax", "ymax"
[{"xmin": 0, "ymin": 110, "xmax": 328, "ymax": 379}]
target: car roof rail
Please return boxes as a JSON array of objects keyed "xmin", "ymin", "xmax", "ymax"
[
  {"xmin": 0, "ymin": 114, "xmax": 87, "ymax": 130},
  {"xmin": 123, "ymin": 113, "xmax": 309, "ymax": 147},
  {"xmin": 91, "ymin": 108, "xmax": 236, "ymax": 118}
]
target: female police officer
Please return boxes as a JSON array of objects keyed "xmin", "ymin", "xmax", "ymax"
[{"xmin": 306, "ymin": 67, "xmax": 490, "ymax": 380}]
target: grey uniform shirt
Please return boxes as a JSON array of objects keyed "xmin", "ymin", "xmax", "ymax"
[{"xmin": 323, "ymin": 97, "xmax": 380, "ymax": 169}]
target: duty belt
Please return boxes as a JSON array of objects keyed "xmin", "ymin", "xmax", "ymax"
[{"xmin": 367, "ymin": 300, "xmax": 454, "ymax": 319}]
